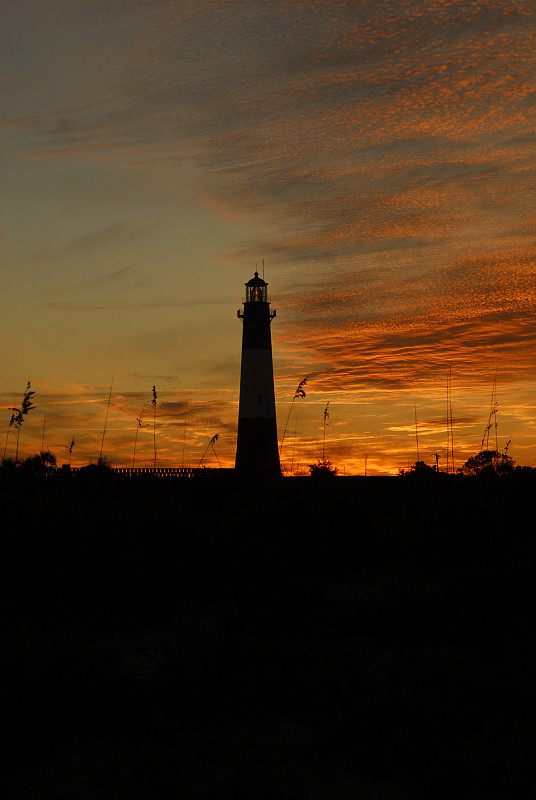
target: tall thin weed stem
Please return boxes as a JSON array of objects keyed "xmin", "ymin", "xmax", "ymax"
[
  {"xmin": 133, "ymin": 408, "xmax": 148, "ymax": 468},
  {"xmin": 99, "ymin": 374, "xmax": 114, "ymax": 461},
  {"xmin": 198, "ymin": 434, "xmax": 219, "ymax": 468},
  {"xmin": 152, "ymin": 386, "xmax": 157, "ymax": 469},
  {"xmin": 322, "ymin": 401, "xmax": 330, "ymax": 462},
  {"xmin": 7, "ymin": 380, "xmax": 36, "ymax": 462},
  {"xmin": 279, "ymin": 378, "xmax": 307, "ymax": 472}
]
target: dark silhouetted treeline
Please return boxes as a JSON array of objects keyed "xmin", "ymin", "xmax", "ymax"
[{"xmin": 3, "ymin": 472, "xmax": 536, "ymax": 798}]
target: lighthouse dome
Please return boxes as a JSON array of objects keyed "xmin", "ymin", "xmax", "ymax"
[{"xmin": 245, "ymin": 271, "xmax": 267, "ymax": 287}]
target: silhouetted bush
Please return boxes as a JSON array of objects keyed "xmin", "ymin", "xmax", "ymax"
[
  {"xmin": 399, "ymin": 459, "xmax": 437, "ymax": 476},
  {"xmin": 308, "ymin": 458, "xmax": 338, "ymax": 478},
  {"xmin": 457, "ymin": 448, "xmax": 515, "ymax": 476}
]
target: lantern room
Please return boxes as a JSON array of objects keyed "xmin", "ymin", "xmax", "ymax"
[{"xmin": 245, "ymin": 272, "xmax": 268, "ymax": 303}]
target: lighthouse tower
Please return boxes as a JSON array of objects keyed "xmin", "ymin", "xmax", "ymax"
[{"xmin": 235, "ymin": 272, "xmax": 281, "ymax": 475}]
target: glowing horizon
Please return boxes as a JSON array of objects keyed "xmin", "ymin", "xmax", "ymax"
[{"xmin": 2, "ymin": 364, "xmax": 532, "ymax": 476}]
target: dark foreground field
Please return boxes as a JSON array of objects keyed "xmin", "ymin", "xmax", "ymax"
[{"xmin": 3, "ymin": 472, "xmax": 536, "ymax": 799}]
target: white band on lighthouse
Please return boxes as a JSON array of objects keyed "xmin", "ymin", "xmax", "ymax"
[{"xmin": 237, "ymin": 350, "xmax": 277, "ymax": 419}]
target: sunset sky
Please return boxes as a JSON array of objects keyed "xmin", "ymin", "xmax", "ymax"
[{"xmin": 2, "ymin": 0, "xmax": 536, "ymax": 474}]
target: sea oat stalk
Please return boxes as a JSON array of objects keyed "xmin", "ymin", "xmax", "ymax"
[
  {"xmin": 198, "ymin": 433, "xmax": 219, "ymax": 468},
  {"xmin": 152, "ymin": 386, "xmax": 157, "ymax": 468},
  {"xmin": 7, "ymin": 380, "xmax": 36, "ymax": 462},
  {"xmin": 99, "ymin": 374, "xmax": 114, "ymax": 461},
  {"xmin": 279, "ymin": 377, "xmax": 307, "ymax": 460},
  {"xmin": 322, "ymin": 401, "xmax": 330, "ymax": 462},
  {"xmin": 66, "ymin": 435, "xmax": 76, "ymax": 467},
  {"xmin": 133, "ymin": 408, "xmax": 148, "ymax": 468}
]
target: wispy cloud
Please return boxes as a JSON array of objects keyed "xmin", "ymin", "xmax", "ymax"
[
  {"xmin": 64, "ymin": 224, "xmax": 129, "ymax": 255},
  {"xmin": 46, "ymin": 296, "xmax": 232, "ymax": 311},
  {"xmin": 27, "ymin": 223, "xmax": 153, "ymax": 263}
]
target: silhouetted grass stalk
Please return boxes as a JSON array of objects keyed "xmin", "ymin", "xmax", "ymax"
[
  {"xmin": 289, "ymin": 416, "xmax": 298, "ymax": 476},
  {"xmin": 446, "ymin": 372, "xmax": 450, "ymax": 474},
  {"xmin": 152, "ymin": 386, "xmax": 157, "ymax": 469},
  {"xmin": 99, "ymin": 374, "xmax": 114, "ymax": 461},
  {"xmin": 181, "ymin": 411, "xmax": 187, "ymax": 469},
  {"xmin": 210, "ymin": 434, "xmax": 221, "ymax": 467},
  {"xmin": 493, "ymin": 364, "xmax": 499, "ymax": 451},
  {"xmin": 279, "ymin": 378, "xmax": 307, "ymax": 473},
  {"xmin": 65, "ymin": 435, "xmax": 76, "ymax": 467},
  {"xmin": 322, "ymin": 401, "xmax": 330, "ymax": 462},
  {"xmin": 8, "ymin": 380, "xmax": 36, "ymax": 462},
  {"xmin": 481, "ymin": 365, "xmax": 499, "ymax": 453},
  {"xmin": 198, "ymin": 434, "xmax": 219, "ymax": 468},
  {"xmin": 133, "ymin": 408, "xmax": 148, "ymax": 468},
  {"xmin": 449, "ymin": 361, "xmax": 455, "ymax": 471},
  {"xmin": 414, "ymin": 404, "xmax": 420, "ymax": 463},
  {"xmin": 3, "ymin": 428, "xmax": 11, "ymax": 461}
]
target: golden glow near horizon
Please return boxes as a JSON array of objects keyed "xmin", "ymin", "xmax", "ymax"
[{"xmin": 2, "ymin": 1, "xmax": 536, "ymax": 474}]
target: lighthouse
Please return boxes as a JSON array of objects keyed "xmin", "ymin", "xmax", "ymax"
[{"xmin": 235, "ymin": 272, "xmax": 281, "ymax": 475}]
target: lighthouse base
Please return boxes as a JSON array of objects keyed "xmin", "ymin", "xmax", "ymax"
[{"xmin": 235, "ymin": 417, "xmax": 281, "ymax": 476}]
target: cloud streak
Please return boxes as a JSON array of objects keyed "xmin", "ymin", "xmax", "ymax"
[
  {"xmin": 46, "ymin": 297, "xmax": 233, "ymax": 311},
  {"xmin": 27, "ymin": 224, "xmax": 153, "ymax": 263}
]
